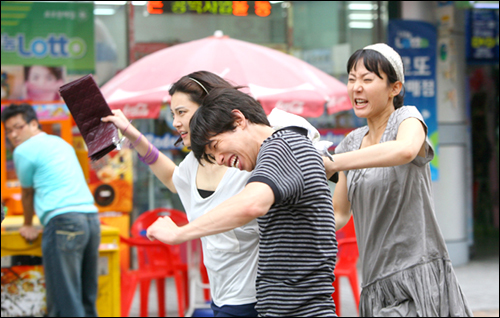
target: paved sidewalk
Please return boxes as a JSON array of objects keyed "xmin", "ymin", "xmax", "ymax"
[
  {"xmin": 454, "ymin": 254, "xmax": 499, "ymax": 317},
  {"xmin": 129, "ymin": 252, "xmax": 499, "ymax": 317}
]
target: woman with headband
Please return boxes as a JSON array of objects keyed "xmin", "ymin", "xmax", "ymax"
[
  {"xmin": 324, "ymin": 44, "xmax": 472, "ymax": 316},
  {"xmin": 102, "ymin": 71, "xmax": 260, "ymax": 317}
]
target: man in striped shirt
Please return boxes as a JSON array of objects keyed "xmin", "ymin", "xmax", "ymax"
[{"xmin": 147, "ymin": 87, "xmax": 338, "ymax": 317}]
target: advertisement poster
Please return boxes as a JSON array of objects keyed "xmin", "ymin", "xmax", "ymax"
[
  {"xmin": 388, "ymin": 20, "xmax": 439, "ymax": 181},
  {"xmin": 465, "ymin": 9, "xmax": 499, "ymax": 64},
  {"xmin": 86, "ymin": 148, "xmax": 134, "ymax": 213},
  {"xmin": 1, "ymin": 2, "xmax": 94, "ymax": 72},
  {"xmin": 1, "ymin": 2, "xmax": 94, "ymax": 102}
]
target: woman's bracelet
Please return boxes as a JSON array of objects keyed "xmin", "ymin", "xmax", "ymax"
[
  {"xmin": 129, "ymin": 133, "xmax": 142, "ymax": 149},
  {"xmin": 138, "ymin": 141, "xmax": 159, "ymax": 165},
  {"xmin": 122, "ymin": 120, "xmax": 132, "ymax": 135}
]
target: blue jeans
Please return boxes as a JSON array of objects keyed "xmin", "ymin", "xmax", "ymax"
[
  {"xmin": 42, "ymin": 212, "xmax": 101, "ymax": 317},
  {"xmin": 211, "ymin": 301, "xmax": 258, "ymax": 317}
]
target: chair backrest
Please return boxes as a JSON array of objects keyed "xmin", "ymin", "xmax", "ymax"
[
  {"xmin": 131, "ymin": 208, "xmax": 190, "ymax": 270},
  {"xmin": 336, "ymin": 215, "xmax": 359, "ymax": 268},
  {"xmin": 336, "ymin": 215, "xmax": 356, "ymax": 241},
  {"xmin": 131, "ymin": 207, "xmax": 189, "ymax": 238}
]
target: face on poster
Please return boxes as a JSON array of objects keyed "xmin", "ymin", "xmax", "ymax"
[
  {"xmin": 1, "ymin": 65, "xmax": 66, "ymax": 102},
  {"xmin": 24, "ymin": 65, "xmax": 65, "ymax": 101}
]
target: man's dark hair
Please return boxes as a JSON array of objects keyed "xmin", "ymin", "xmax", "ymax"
[
  {"xmin": 347, "ymin": 49, "xmax": 405, "ymax": 109},
  {"xmin": 190, "ymin": 87, "xmax": 270, "ymax": 164},
  {"xmin": 1, "ymin": 103, "xmax": 38, "ymax": 125}
]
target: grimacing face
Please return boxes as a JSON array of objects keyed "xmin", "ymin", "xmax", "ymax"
[
  {"xmin": 204, "ymin": 116, "xmax": 260, "ymax": 172},
  {"xmin": 347, "ymin": 59, "xmax": 395, "ymax": 118},
  {"xmin": 170, "ymin": 91, "xmax": 200, "ymax": 148}
]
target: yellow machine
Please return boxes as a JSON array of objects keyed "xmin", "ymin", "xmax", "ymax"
[{"xmin": 1, "ymin": 217, "xmax": 121, "ymax": 317}]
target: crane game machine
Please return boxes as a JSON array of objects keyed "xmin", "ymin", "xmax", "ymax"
[{"xmin": 1, "ymin": 102, "xmax": 128, "ymax": 317}]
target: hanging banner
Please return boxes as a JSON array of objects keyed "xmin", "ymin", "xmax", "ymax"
[
  {"xmin": 465, "ymin": 9, "xmax": 499, "ymax": 64},
  {"xmin": 388, "ymin": 20, "xmax": 439, "ymax": 181}
]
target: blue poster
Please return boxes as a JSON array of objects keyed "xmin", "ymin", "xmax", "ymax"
[
  {"xmin": 388, "ymin": 20, "xmax": 439, "ymax": 181},
  {"xmin": 465, "ymin": 9, "xmax": 499, "ymax": 64}
]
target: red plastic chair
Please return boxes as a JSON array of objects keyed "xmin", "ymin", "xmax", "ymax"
[
  {"xmin": 118, "ymin": 236, "xmax": 175, "ymax": 317},
  {"xmin": 332, "ymin": 216, "xmax": 360, "ymax": 316},
  {"xmin": 131, "ymin": 208, "xmax": 210, "ymax": 317}
]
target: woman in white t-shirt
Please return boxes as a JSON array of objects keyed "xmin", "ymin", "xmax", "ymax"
[{"xmin": 102, "ymin": 71, "xmax": 259, "ymax": 317}]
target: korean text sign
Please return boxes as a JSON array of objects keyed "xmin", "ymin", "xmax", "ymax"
[
  {"xmin": 147, "ymin": 1, "xmax": 272, "ymax": 17},
  {"xmin": 388, "ymin": 20, "xmax": 439, "ymax": 181}
]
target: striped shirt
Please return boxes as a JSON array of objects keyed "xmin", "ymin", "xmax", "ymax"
[{"xmin": 248, "ymin": 127, "xmax": 337, "ymax": 317}]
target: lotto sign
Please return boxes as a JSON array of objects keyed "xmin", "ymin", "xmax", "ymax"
[
  {"xmin": 0, "ymin": 2, "xmax": 94, "ymax": 72},
  {"xmin": 388, "ymin": 20, "xmax": 439, "ymax": 181}
]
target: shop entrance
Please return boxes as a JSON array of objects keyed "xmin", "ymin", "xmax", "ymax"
[{"xmin": 468, "ymin": 64, "xmax": 499, "ymax": 256}]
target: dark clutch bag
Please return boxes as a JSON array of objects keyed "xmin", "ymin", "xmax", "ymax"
[{"xmin": 59, "ymin": 74, "xmax": 119, "ymax": 161}]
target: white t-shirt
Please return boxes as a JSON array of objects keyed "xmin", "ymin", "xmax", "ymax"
[{"xmin": 172, "ymin": 152, "xmax": 259, "ymax": 306}]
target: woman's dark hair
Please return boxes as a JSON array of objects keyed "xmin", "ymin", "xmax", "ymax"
[
  {"xmin": 169, "ymin": 70, "xmax": 243, "ymax": 105},
  {"xmin": 1, "ymin": 103, "xmax": 39, "ymax": 125},
  {"xmin": 190, "ymin": 87, "xmax": 269, "ymax": 164},
  {"xmin": 347, "ymin": 49, "xmax": 405, "ymax": 109},
  {"xmin": 168, "ymin": 70, "xmax": 244, "ymax": 146}
]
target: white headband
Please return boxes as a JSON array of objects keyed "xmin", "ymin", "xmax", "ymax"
[
  {"xmin": 364, "ymin": 43, "xmax": 405, "ymax": 84},
  {"xmin": 188, "ymin": 77, "xmax": 209, "ymax": 94}
]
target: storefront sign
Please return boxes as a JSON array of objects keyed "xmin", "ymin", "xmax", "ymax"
[
  {"xmin": 388, "ymin": 20, "xmax": 439, "ymax": 181},
  {"xmin": 465, "ymin": 9, "xmax": 499, "ymax": 64},
  {"xmin": 145, "ymin": 133, "xmax": 182, "ymax": 150},
  {"xmin": 121, "ymin": 103, "xmax": 161, "ymax": 119},
  {"xmin": 147, "ymin": 1, "xmax": 272, "ymax": 17}
]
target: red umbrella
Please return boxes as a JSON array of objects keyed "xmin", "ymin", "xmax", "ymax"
[{"xmin": 101, "ymin": 32, "xmax": 351, "ymax": 119}]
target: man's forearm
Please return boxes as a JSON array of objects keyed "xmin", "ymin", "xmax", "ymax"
[
  {"xmin": 178, "ymin": 192, "xmax": 262, "ymax": 242},
  {"xmin": 21, "ymin": 188, "xmax": 35, "ymax": 226},
  {"xmin": 148, "ymin": 182, "xmax": 274, "ymax": 245}
]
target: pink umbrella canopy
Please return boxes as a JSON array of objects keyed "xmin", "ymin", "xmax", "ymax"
[{"xmin": 101, "ymin": 33, "xmax": 352, "ymax": 119}]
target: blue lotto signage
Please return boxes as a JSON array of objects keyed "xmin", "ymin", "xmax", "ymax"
[{"xmin": 388, "ymin": 20, "xmax": 439, "ymax": 181}]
